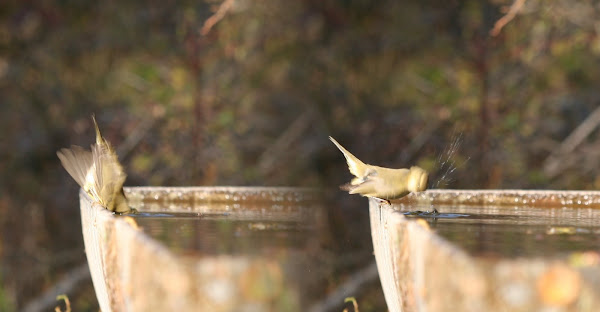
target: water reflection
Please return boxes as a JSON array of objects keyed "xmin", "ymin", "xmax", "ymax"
[
  {"xmin": 128, "ymin": 211, "xmax": 317, "ymax": 256},
  {"xmin": 109, "ymin": 187, "xmax": 330, "ymax": 310},
  {"xmin": 401, "ymin": 204, "xmax": 600, "ymax": 258}
]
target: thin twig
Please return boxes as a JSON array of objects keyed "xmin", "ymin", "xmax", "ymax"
[
  {"xmin": 307, "ymin": 261, "xmax": 379, "ymax": 312},
  {"xmin": 343, "ymin": 297, "xmax": 360, "ymax": 312},
  {"xmin": 22, "ymin": 263, "xmax": 90, "ymax": 312},
  {"xmin": 543, "ymin": 105, "xmax": 600, "ymax": 178},
  {"xmin": 201, "ymin": 0, "xmax": 235, "ymax": 36},
  {"xmin": 54, "ymin": 295, "xmax": 71, "ymax": 312},
  {"xmin": 258, "ymin": 110, "xmax": 313, "ymax": 174},
  {"xmin": 116, "ymin": 107, "xmax": 165, "ymax": 160},
  {"xmin": 399, "ymin": 118, "xmax": 442, "ymax": 164},
  {"xmin": 490, "ymin": 0, "xmax": 527, "ymax": 36}
]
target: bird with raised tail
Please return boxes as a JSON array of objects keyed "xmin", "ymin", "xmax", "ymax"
[
  {"xmin": 57, "ymin": 115, "xmax": 131, "ymax": 213},
  {"xmin": 329, "ymin": 136, "xmax": 428, "ymax": 203}
]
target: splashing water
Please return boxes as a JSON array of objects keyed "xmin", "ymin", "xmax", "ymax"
[{"xmin": 431, "ymin": 132, "xmax": 469, "ymax": 189}]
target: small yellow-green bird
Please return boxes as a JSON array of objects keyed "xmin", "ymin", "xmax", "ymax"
[
  {"xmin": 57, "ymin": 115, "xmax": 130, "ymax": 213},
  {"xmin": 329, "ymin": 136, "xmax": 428, "ymax": 202}
]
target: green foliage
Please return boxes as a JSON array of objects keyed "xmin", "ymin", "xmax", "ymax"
[
  {"xmin": 0, "ymin": 273, "xmax": 15, "ymax": 312},
  {"xmin": 3, "ymin": 0, "xmax": 600, "ymax": 310}
]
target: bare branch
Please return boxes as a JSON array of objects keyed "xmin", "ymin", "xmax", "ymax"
[
  {"xmin": 258, "ymin": 110, "xmax": 313, "ymax": 174},
  {"xmin": 307, "ymin": 261, "xmax": 378, "ymax": 312},
  {"xmin": 543, "ymin": 105, "xmax": 600, "ymax": 178},
  {"xmin": 116, "ymin": 106, "xmax": 165, "ymax": 160},
  {"xmin": 201, "ymin": 0, "xmax": 235, "ymax": 36},
  {"xmin": 23, "ymin": 263, "xmax": 90, "ymax": 312},
  {"xmin": 490, "ymin": 0, "xmax": 527, "ymax": 37}
]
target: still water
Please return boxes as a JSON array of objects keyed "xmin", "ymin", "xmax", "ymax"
[
  {"xmin": 130, "ymin": 210, "xmax": 316, "ymax": 256},
  {"xmin": 401, "ymin": 204, "xmax": 600, "ymax": 258},
  {"xmin": 110, "ymin": 187, "xmax": 331, "ymax": 311},
  {"xmin": 121, "ymin": 187, "xmax": 326, "ymax": 257}
]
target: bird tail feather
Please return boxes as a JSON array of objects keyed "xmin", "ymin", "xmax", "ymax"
[{"xmin": 329, "ymin": 136, "xmax": 368, "ymax": 178}]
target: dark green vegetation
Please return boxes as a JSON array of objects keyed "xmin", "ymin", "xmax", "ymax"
[{"xmin": 2, "ymin": 0, "xmax": 600, "ymax": 311}]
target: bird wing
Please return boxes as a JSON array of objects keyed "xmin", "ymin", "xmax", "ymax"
[
  {"xmin": 57, "ymin": 146, "xmax": 93, "ymax": 188},
  {"xmin": 91, "ymin": 144, "xmax": 127, "ymax": 209},
  {"xmin": 340, "ymin": 168, "xmax": 381, "ymax": 197}
]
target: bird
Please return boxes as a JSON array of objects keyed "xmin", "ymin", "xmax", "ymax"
[
  {"xmin": 57, "ymin": 115, "xmax": 130, "ymax": 213},
  {"xmin": 329, "ymin": 136, "xmax": 428, "ymax": 203}
]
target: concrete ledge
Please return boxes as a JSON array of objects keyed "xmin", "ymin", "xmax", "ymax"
[
  {"xmin": 81, "ymin": 187, "xmax": 325, "ymax": 312},
  {"xmin": 370, "ymin": 190, "xmax": 600, "ymax": 312},
  {"xmin": 411, "ymin": 189, "xmax": 600, "ymax": 207}
]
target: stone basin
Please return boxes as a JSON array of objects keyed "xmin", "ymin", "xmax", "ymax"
[
  {"xmin": 80, "ymin": 187, "xmax": 326, "ymax": 312},
  {"xmin": 371, "ymin": 189, "xmax": 600, "ymax": 312}
]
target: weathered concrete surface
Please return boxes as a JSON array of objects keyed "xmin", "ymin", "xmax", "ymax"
[
  {"xmin": 411, "ymin": 189, "xmax": 600, "ymax": 207},
  {"xmin": 370, "ymin": 190, "xmax": 600, "ymax": 312},
  {"xmin": 81, "ymin": 187, "xmax": 325, "ymax": 312}
]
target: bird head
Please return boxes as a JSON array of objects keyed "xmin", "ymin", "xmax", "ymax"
[{"xmin": 407, "ymin": 166, "xmax": 428, "ymax": 193}]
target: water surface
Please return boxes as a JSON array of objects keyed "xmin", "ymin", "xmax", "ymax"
[
  {"xmin": 130, "ymin": 210, "xmax": 317, "ymax": 256},
  {"xmin": 401, "ymin": 204, "xmax": 600, "ymax": 258}
]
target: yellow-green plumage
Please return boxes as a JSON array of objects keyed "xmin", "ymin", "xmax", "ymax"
[
  {"xmin": 329, "ymin": 136, "xmax": 428, "ymax": 200},
  {"xmin": 57, "ymin": 116, "xmax": 130, "ymax": 213}
]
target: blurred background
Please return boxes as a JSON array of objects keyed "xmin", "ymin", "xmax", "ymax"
[{"xmin": 2, "ymin": 0, "xmax": 600, "ymax": 310}]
